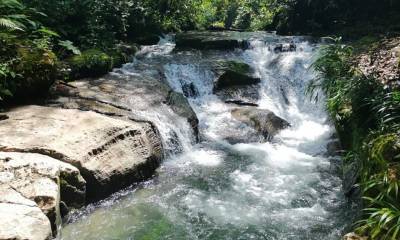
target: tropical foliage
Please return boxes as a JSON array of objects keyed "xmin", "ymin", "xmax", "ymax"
[{"xmin": 310, "ymin": 39, "xmax": 400, "ymax": 239}]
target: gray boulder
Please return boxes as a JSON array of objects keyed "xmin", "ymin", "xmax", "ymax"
[
  {"xmin": 231, "ymin": 107, "xmax": 290, "ymax": 139},
  {"xmin": 49, "ymin": 77, "xmax": 199, "ymax": 141},
  {"xmin": 0, "ymin": 151, "xmax": 85, "ymax": 238},
  {"xmin": 0, "ymin": 106, "xmax": 163, "ymax": 201},
  {"xmin": 0, "ymin": 202, "xmax": 52, "ymax": 240}
]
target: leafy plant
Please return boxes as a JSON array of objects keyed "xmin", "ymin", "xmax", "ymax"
[
  {"xmin": 311, "ymin": 38, "xmax": 400, "ymax": 239},
  {"xmin": 58, "ymin": 40, "xmax": 81, "ymax": 55}
]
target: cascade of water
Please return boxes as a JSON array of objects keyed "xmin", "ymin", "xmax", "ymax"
[{"xmin": 61, "ymin": 33, "xmax": 356, "ymax": 240}]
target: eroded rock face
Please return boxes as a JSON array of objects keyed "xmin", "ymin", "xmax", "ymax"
[
  {"xmin": 0, "ymin": 105, "xmax": 163, "ymax": 201},
  {"xmin": 0, "ymin": 152, "xmax": 85, "ymax": 239},
  {"xmin": 231, "ymin": 107, "xmax": 290, "ymax": 139}
]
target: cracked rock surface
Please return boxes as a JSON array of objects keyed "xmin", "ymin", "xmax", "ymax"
[
  {"xmin": 0, "ymin": 152, "xmax": 85, "ymax": 240},
  {"xmin": 0, "ymin": 105, "xmax": 163, "ymax": 201}
]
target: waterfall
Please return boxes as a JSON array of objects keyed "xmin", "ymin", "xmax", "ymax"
[{"xmin": 61, "ymin": 33, "xmax": 356, "ymax": 240}]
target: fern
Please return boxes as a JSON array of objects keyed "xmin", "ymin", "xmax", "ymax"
[{"xmin": 0, "ymin": 17, "xmax": 24, "ymax": 31}]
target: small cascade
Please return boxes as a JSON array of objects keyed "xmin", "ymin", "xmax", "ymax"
[{"xmin": 61, "ymin": 32, "xmax": 356, "ymax": 240}]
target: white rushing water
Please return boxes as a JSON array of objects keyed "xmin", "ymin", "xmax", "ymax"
[{"xmin": 61, "ymin": 33, "xmax": 356, "ymax": 240}]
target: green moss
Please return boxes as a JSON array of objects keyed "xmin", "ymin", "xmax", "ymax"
[
  {"xmin": 68, "ymin": 49, "xmax": 112, "ymax": 79},
  {"xmin": 217, "ymin": 60, "xmax": 251, "ymax": 75}
]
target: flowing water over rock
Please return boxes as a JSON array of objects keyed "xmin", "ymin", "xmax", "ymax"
[{"xmin": 60, "ymin": 33, "xmax": 357, "ymax": 240}]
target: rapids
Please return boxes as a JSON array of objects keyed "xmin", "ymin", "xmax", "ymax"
[{"xmin": 60, "ymin": 33, "xmax": 357, "ymax": 240}]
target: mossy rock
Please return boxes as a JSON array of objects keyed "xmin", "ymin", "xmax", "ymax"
[
  {"xmin": 213, "ymin": 60, "xmax": 260, "ymax": 90},
  {"xmin": 134, "ymin": 34, "xmax": 160, "ymax": 45},
  {"xmin": 12, "ymin": 46, "xmax": 58, "ymax": 97},
  {"xmin": 175, "ymin": 31, "xmax": 247, "ymax": 50},
  {"xmin": 216, "ymin": 60, "xmax": 252, "ymax": 75},
  {"xmin": 108, "ymin": 43, "xmax": 139, "ymax": 68},
  {"xmin": 68, "ymin": 49, "xmax": 113, "ymax": 79}
]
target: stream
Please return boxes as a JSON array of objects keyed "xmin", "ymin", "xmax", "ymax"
[{"xmin": 60, "ymin": 33, "xmax": 357, "ymax": 240}]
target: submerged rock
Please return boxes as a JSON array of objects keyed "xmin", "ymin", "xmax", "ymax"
[
  {"xmin": 182, "ymin": 82, "xmax": 198, "ymax": 98},
  {"xmin": 231, "ymin": 107, "xmax": 290, "ymax": 139},
  {"xmin": 0, "ymin": 106, "xmax": 163, "ymax": 201},
  {"xmin": 274, "ymin": 43, "xmax": 297, "ymax": 53},
  {"xmin": 0, "ymin": 152, "xmax": 85, "ymax": 238},
  {"xmin": 225, "ymin": 99, "xmax": 259, "ymax": 107}
]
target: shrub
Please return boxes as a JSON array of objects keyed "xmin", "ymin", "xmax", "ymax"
[
  {"xmin": 68, "ymin": 49, "xmax": 112, "ymax": 79},
  {"xmin": 12, "ymin": 45, "xmax": 58, "ymax": 97},
  {"xmin": 311, "ymin": 39, "xmax": 400, "ymax": 239}
]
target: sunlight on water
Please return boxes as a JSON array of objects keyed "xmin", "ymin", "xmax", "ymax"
[{"xmin": 61, "ymin": 33, "xmax": 356, "ymax": 240}]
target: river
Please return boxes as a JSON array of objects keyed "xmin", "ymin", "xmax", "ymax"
[{"xmin": 60, "ymin": 33, "xmax": 356, "ymax": 240}]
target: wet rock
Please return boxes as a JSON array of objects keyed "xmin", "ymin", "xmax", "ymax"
[
  {"xmin": 166, "ymin": 91, "xmax": 199, "ymax": 141},
  {"xmin": 0, "ymin": 114, "xmax": 8, "ymax": 121},
  {"xmin": 223, "ymin": 134, "xmax": 265, "ymax": 144},
  {"xmin": 231, "ymin": 107, "xmax": 290, "ymax": 139},
  {"xmin": 182, "ymin": 82, "xmax": 198, "ymax": 98},
  {"xmin": 274, "ymin": 43, "xmax": 297, "ymax": 53},
  {"xmin": 0, "ymin": 152, "xmax": 85, "ymax": 236},
  {"xmin": 0, "ymin": 202, "xmax": 52, "ymax": 240},
  {"xmin": 291, "ymin": 194, "xmax": 316, "ymax": 208},
  {"xmin": 326, "ymin": 139, "xmax": 343, "ymax": 156},
  {"xmin": 175, "ymin": 31, "xmax": 247, "ymax": 50},
  {"xmin": 213, "ymin": 61, "xmax": 260, "ymax": 91},
  {"xmin": 280, "ymin": 86, "xmax": 290, "ymax": 105},
  {"xmin": 134, "ymin": 34, "xmax": 160, "ymax": 45},
  {"xmin": 343, "ymin": 232, "xmax": 367, "ymax": 240},
  {"xmin": 49, "ymin": 76, "xmax": 200, "ymax": 141},
  {"xmin": 343, "ymin": 161, "xmax": 361, "ymax": 199},
  {"xmin": 225, "ymin": 100, "xmax": 259, "ymax": 107},
  {"xmin": 217, "ymin": 85, "xmax": 260, "ymax": 103},
  {"xmin": 0, "ymin": 105, "xmax": 163, "ymax": 201}
]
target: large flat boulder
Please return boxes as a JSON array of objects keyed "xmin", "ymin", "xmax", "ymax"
[
  {"xmin": 0, "ymin": 152, "xmax": 86, "ymax": 239},
  {"xmin": 231, "ymin": 107, "xmax": 290, "ymax": 140},
  {"xmin": 0, "ymin": 105, "xmax": 163, "ymax": 201},
  {"xmin": 175, "ymin": 31, "xmax": 248, "ymax": 50},
  {"xmin": 48, "ymin": 76, "xmax": 199, "ymax": 142}
]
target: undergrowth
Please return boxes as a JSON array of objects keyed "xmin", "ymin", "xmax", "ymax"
[{"xmin": 309, "ymin": 38, "xmax": 400, "ymax": 239}]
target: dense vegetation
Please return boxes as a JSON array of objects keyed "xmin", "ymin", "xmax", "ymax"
[
  {"xmin": 0, "ymin": 1, "xmax": 399, "ymax": 237},
  {"xmin": 1, "ymin": 0, "xmax": 399, "ymax": 103},
  {"xmin": 310, "ymin": 39, "xmax": 400, "ymax": 239}
]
